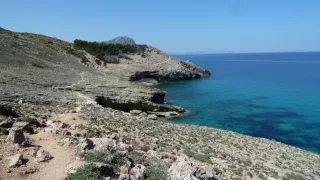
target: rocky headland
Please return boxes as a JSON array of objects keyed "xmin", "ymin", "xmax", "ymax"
[{"xmin": 0, "ymin": 27, "xmax": 319, "ymax": 180}]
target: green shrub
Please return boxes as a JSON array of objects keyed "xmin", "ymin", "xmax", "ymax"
[
  {"xmin": 142, "ymin": 166, "xmax": 167, "ymax": 180},
  {"xmin": 283, "ymin": 173, "xmax": 305, "ymax": 180},
  {"xmin": 183, "ymin": 149, "xmax": 195, "ymax": 157},
  {"xmin": 80, "ymin": 151, "xmax": 125, "ymax": 173},
  {"xmin": 183, "ymin": 149, "xmax": 212, "ymax": 163},
  {"xmin": 80, "ymin": 150, "xmax": 112, "ymax": 164},
  {"xmin": 17, "ymin": 116, "xmax": 35, "ymax": 123},
  {"xmin": 69, "ymin": 164, "xmax": 100, "ymax": 180},
  {"xmin": 73, "ymin": 39, "xmax": 147, "ymax": 61},
  {"xmin": 192, "ymin": 153, "xmax": 212, "ymax": 163}
]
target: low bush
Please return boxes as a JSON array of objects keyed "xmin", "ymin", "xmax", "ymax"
[
  {"xmin": 73, "ymin": 39, "xmax": 147, "ymax": 61},
  {"xmin": 69, "ymin": 164, "xmax": 100, "ymax": 180},
  {"xmin": 183, "ymin": 149, "xmax": 212, "ymax": 163},
  {"xmin": 16, "ymin": 116, "xmax": 36, "ymax": 123},
  {"xmin": 80, "ymin": 150, "xmax": 112, "ymax": 164},
  {"xmin": 142, "ymin": 166, "xmax": 167, "ymax": 180}
]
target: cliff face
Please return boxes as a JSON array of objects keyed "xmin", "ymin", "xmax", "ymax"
[{"xmin": 105, "ymin": 45, "xmax": 211, "ymax": 81}]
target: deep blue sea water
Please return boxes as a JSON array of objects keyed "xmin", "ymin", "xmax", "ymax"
[{"xmin": 160, "ymin": 52, "xmax": 320, "ymax": 153}]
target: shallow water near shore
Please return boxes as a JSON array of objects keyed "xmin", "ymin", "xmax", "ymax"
[{"xmin": 160, "ymin": 52, "xmax": 320, "ymax": 153}]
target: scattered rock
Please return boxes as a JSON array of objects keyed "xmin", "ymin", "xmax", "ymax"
[
  {"xmin": 129, "ymin": 164, "xmax": 146, "ymax": 180},
  {"xmin": 12, "ymin": 122, "xmax": 34, "ymax": 133},
  {"xmin": 119, "ymin": 173, "xmax": 130, "ymax": 180},
  {"xmin": 92, "ymin": 138, "xmax": 117, "ymax": 151},
  {"xmin": 6, "ymin": 128, "xmax": 26, "ymax": 144},
  {"xmin": 0, "ymin": 117, "xmax": 14, "ymax": 128},
  {"xmin": 130, "ymin": 110, "xmax": 142, "ymax": 115},
  {"xmin": 36, "ymin": 149, "xmax": 53, "ymax": 162},
  {"xmin": 168, "ymin": 156, "xmax": 196, "ymax": 180},
  {"xmin": 78, "ymin": 138, "xmax": 94, "ymax": 150},
  {"xmin": 147, "ymin": 114, "xmax": 158, "ymax": 120},
  {"xmin": 7, "ymin": 154, "xmax": 23, "ymax": 168}
]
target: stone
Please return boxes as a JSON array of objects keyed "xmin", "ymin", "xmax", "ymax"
[
  {"xmin": 6, "ymin": 128, "xmax": 26, "ymax": 144},
  {"xmin": 168, "ymin": 156, "xmax": 197, "ymax": 180},
  {"xmin": 70, "ymin": 124, "xmax": 77, "ymax": 130},
  {"xmin": 58, "ymin": 122, "xmax": 68, "ymax": 128},
  {"xmin": 78, "ymin": 138, "xmax": 94, "ymax": 150},
  {"xmin": 36, "ymin": 149, "xmax": 53, "ymax": 162},
  {"xmin": 130, "ymin": 110, "xmax": 142, "ymax": 115},
  {"xmin": 147, "ymin": 114, "xmax": 158, "ymax": 120},
  {"xmin": 119, "ymin": 166, "xmax": 129, "ymax": 174},
  {"xmin": 0, "ymin": 117, "xmax": 14, "ymax": 128},
  {"xmin": 194, "ymin": 166, "xmax": 216, "ymax": 180},
  {"xmin": 129, "ymin": 164, "xmax": 146, "ymax": 180},
  {"xmin": 119, "ymin": 173, "xmax": 129, "ymax": 180},
  {"xmin": 117, "ymin": 142, "xmax": 130, "ymax": 152},
  {"xmin": 91, "ymin": 138, "xmax": 117, "ymax": 151},
  {"xmin": 12, "ymin": 122, "xmax": 33, "ymax": 133},
  {"xmin": 7, "ymin": 154, "xmax": 23, "ymax": 168},
  {"xmin": 140, "ymin": 112, "xmax": 148, "ymax": 117},
  {"xmin": 267, "ymin": 177, "xmax": 277, "ymax": 180}
]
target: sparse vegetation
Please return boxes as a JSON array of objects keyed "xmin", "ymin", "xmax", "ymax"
[
  {"xmin": 142, "ymin": 166, "xmax": 167, "ymax": 180},
  {"xmin": 73, "ymin": 39, "xmax": 147, "ymax": 61},
  {"xmin": 80, "ymin": 151, "xmax": 125, "ymax": 173},
  {"xmin": 192, "ymin": 153, "xmax": 212, "ymax": 163},
  {"xmin": 183, "ymin": 149, "xmax": 212, "ymax": 163},
  {"xmin": 16, "ymin": 116, "xmax": 35, "ymax": 123},
  {"xmin": 80, "ymin": 150, "xmax": 112, "ymax": 164},
  {"xmin": 283, "ymin": 173, "xmax": 305, "ymax": 180},
  {"xmin": 69, "ymin": 164, "xmax": 100, "ymax": 180}
]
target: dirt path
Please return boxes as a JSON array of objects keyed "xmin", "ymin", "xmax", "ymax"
[{"xmin": 25, "ymin": 131, "xmax": 76, "ymax": 180}]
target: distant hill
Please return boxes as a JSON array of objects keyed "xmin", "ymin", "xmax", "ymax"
[{"xmin": 104, "ymin": 36, "xmax": 136, "ymax": 45}]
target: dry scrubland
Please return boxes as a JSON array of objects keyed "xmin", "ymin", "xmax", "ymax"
[{"xmin": 0, "ymin": 28, "xmax": 319, "ymax": 180}]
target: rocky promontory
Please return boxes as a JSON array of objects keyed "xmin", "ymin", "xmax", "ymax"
[{"xmin": 0, "ymin": 28, "xmax": 319, "ymax": 180}]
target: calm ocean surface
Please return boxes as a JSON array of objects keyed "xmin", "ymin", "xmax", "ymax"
[{"xmin": 160, "ymin": 52, "xmax": 320, "ymax": 153}]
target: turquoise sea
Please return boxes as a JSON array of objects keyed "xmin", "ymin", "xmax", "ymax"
[{"xmin": 160, "ymin": 52, "xmax": 320, "ymax": 153}]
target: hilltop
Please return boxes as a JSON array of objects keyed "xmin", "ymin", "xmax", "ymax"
[
  {"xmin": 104, "ymin": 36, "xmax": 136, "ymax": 45},
  {"xmin": 0, "ymin": 28, "xmax": 319, "ymax": 180}
]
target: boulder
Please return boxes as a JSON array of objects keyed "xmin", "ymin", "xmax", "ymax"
[
  {"xmin": 168, "ymin": 157, "xmax": 218, "ymax": 180},
  {"xmin": 130, "ymin": 110, "xmax": 142, "ymax": 115},
  {"xmin": 7, "ymin": 154, "xmax": 23, "ymax": 168},
  {"xmin": 117, "ymin": 142, "xmax": 130, "ymax": 152},
  {"xmin": 36, "ymin": 149, "xmax": 53, "ymax": 162},
  {"xmin": 6, "ymin": 128, "xmax": 26, "ymax": 144},
  {"xmin": 129, "ymin": 164, "xmax": 146, "ymax": 180},
  {"xmin": 147, "ymin": 114, "xmax": 158, "ymax": 120},
  {"xmin": 78, "ymin": 138, "xmax": 94, "ymax": 150},
  {"xmin": 91, "ymin": 138, "xmax": 117, "ymax": 151},
  {"xmin": 119, "ymin": 173, "xmax": 130, "ymax": 180},
  {"xmin": 0, "ymin": 117, "xmax": 14, "ymax": 128},
  {"xmin": 12, "ymin": 122, "xmax": 34, "ymax": 133}
]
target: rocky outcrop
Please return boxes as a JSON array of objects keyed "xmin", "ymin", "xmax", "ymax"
[
  {"xmin": 95, "ymin": 95, "xmax": 184, "ymax": 113},
  {"xmin": 127, "ymin": 55, "xmax": 211, "ymax": 81}
]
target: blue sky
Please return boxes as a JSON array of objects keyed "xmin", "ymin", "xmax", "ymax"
[{"xmin": 1, "ymin": 0, "xmax": 320, "ymax": 54}]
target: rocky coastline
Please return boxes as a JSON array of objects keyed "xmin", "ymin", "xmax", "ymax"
[{"xmin": 0, "ymin": 28, "xmax": 319, "ymax": 180}]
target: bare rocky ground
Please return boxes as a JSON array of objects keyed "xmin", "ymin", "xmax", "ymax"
[{"xmin": 0, "ymin": 28, "xmax": 319, "ymax": 180}]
